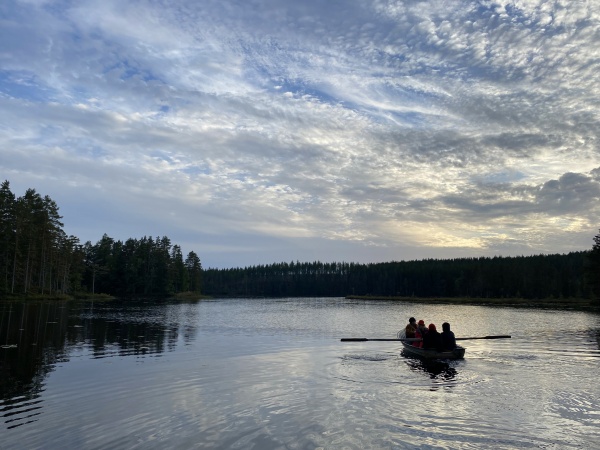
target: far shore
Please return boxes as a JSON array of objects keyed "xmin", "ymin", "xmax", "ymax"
[
  {"xmin": 0, "ymin": 292, "xmax": 117, "ymax": 302},
  {"xmin": 2, "ymin": 293, "xmax": 597, "ymax": 310},
  {"xmin": 344, "ymin": 295, "xmax": 599, "ymax": 309},
  {"xmin": 0, "ymin": 291, "xmax": 210, "ymax": 303}
]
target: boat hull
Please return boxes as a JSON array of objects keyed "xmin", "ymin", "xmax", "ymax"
[{"xmin": 401, "ymin": 341, "xmax": 465, "ymax": 360}]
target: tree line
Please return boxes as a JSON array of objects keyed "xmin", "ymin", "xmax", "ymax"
[
  {"xmin": 81, "ymin": 234, "xmax": 202, "ymax": 297},
  {"xmin": 203, "ymin": 251, "xmax": 599, "ymax": 301},
  {"xmin": 0, "ymin": 181, "xmax": 202, "ymax": 297}
]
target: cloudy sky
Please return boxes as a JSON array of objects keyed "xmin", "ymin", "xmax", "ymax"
[{"xmin": 1, "ymin": 0, "xmax": 599, "ymax": 268}]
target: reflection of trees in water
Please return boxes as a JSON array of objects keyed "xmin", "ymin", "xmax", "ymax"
[
  {"xmin": 68, "ymin": 300, "xmax": 200, "ymax": 358},
  {"xmin": 0, "ymin": 299, "xmax": 199, "ymax": 429},
  {"xmin": 1, "ymin": 301, "xmax": 69, "ymax": 428},
  {"xmin": 71, "ymin": 315, "xmax": 173, "ymax": 357}
]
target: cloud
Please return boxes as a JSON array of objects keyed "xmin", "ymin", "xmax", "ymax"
[
  {"xmin": 536, "ymin": 172, "xmax": 600, "ymax": 215},
  {"xmin": 1, "ymin": 0, "xmax": 599, "ymax": 267}
]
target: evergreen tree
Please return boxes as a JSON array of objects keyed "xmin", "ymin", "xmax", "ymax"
[
  {"xmin": 0, "ymin": 180, "xmax": 205, "ymax": 298},
  {"xmin": 185, "ymin": 251, "xmax": 202, "ymax": 293},
  {"xmin": 585, "ymin": 229, "xmax": 600, "ymax": 300},
  {"xmin": 0, "ymin": 180, "xmax": 15, "ymax": 293},
  {"xmin": 170, "ymin": 245, "xmax": 188, "ymax": 292}
]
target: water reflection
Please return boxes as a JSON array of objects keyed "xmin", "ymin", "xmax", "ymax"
[
  {"xmin": 403, "ymin": 357, "xmax": 459, "ymax": 388},
  {"xmin": 0, "ymin": 298, "xmax": 598, "ymax": 448},
  {"xmin": 0, "ymin": 299, "xmax": 199, "ymax": 430}
]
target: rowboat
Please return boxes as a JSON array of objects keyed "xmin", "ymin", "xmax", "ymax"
[
  {"xmin": 398, "ymin": 331, "xmax": 466, "ymax": 360},
  {"xmin": 341, "ymin": 334, "xmax": 508, "ymax": 358}
]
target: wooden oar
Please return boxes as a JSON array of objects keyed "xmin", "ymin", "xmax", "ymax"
[
  {"xmin": 340, "ymin": 335, "xmax": 510, "ymax": 342},
  {"xmin": 341, "ymin": 338, "xmax": 419, "ymax": 342},
  {"xmin": 456, "ymin": 335, "xmax": 511, "ymax": 340}
]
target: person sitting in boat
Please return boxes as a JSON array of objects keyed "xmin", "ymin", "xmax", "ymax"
[
  {"xmin": 422, "ymin": 323, "xmax": 443, "ymax": 351},
  {"xmin": 414, "ymin": 319, "xmax": 428, "ymax": 348},
  {"xmin": 440, "ymin": 322, "xmax": 457, "ymax": 350},
  {"xmin": 405, "ymin": 317, "xmax": 418, "ymax": 339}
]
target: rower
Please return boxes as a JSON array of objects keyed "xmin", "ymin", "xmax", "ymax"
[
  {"xmin": 441, "ymin": 322, "xmax": 457, "ymax": 350},
  {"xmin": 405, "ymin": 317, "xmax": 417, "ymax": 339}
]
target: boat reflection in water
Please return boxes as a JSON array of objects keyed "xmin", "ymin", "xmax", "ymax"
[{"xmin": 403, "ymin": 355, "xmax": 459, "ymax": 389}]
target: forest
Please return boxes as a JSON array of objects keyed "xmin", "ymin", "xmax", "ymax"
[
  {"xmin": 0, "ymin": 181, "xmax": 202, "ymax": 297},
  {"xmin": 202, "ymin": 252, "xmax": 595, "ymax": 300},
  {"xmin": 1, "ymin": 180, "xmax": 599, "ymax": 301}
]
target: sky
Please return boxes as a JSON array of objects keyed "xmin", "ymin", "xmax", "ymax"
[{"xmin": 1, "ymin": 0, "xmax": 599, "ymax": 269}]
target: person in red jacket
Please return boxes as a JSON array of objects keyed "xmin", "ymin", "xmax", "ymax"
[{"xmin": 414, "ymin": 319, "xmax": 428, "ymax": 348}]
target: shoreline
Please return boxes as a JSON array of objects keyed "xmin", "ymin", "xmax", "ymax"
[
  {"xmin": 0, "ymin": 291, "xmax": 210, "ymax": 303},
  {"xmin": 2, "ymin": 293, "xmax": 597, "ymax": 310},
  {"xmin": 344, "ymin": 295, "xmax": 600, "ymax": 310}
]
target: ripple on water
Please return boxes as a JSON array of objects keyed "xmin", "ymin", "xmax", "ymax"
[
  {"xmin": 332, "ymin": 349, "xmax": 486, "ymax": 391},
  {"xmin": 403, "ymin": 358, "xmax": 459, "ymax": 384},
  {"xmin": 2, "ymin": 299, "xmax": 599, "ymax": 449},
  {"xmin": 549, "ymin": 390, "xmax": 600, "ymax": 426},
  {"xmin": 0, "ymin": 394, "xmax": 44, "ymax": 430},
  {"xmin": 342, "ymin": 353, "xmax": 391, "ymax": 362}
]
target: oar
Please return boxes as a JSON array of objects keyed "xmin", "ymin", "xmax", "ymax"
[
  {"xmin": 340, "ymin": 338, "xmax": 420, "ymax": 342},
  {"xmin": 340, "ymin": 335, "xmax": 511, "ymax": 342},
  {"xmin": 456, "ymin": 335, "xmax": 511, "ymax": 340}
]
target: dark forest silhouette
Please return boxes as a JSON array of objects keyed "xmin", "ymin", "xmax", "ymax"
[
  {"xmin": 202, "ymin": 252, "xmax": 593, "ymax": 300},
  {"xmin": 0, "ymin": 181, "xmax": 201, "ymax": 297}
]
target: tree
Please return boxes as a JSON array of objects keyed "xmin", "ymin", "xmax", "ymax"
[
  {"xmin": 185, "ymin": 251, "xmax": 202, "ymax": 293},
  {"xmin": 585, "ymin": 229, "xmax": 600, "ymax": 300},
  {"xmin": 0, "ymin": 180, "xmax": 15, "ymax": 293},
  {"xmin": 38, "ymin": 195, "xmax": 64, "ymax": 294},
  {"xmin": 14, "ymin": 189, "xmax": 45, "ymax": 294},
  {"xmin": 170, "ymin": 245, "xmax": 188, "ymax": 293},
  {"xmin": 0, "ymin": 180, "xmax": 205, "ymax": 298}
]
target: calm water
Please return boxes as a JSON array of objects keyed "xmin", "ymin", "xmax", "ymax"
[{"xmin": 1, "ymin": 298, "xmax": 599, "ymax": 449}]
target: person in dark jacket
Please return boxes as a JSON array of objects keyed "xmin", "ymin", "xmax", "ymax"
[
  {"xmin": 440, "ymin": 322, "xmax": 457, "ymax": 350},
  {"xmin": 422, "ymin": 323, "xmax": 443, "ymax": 351}
]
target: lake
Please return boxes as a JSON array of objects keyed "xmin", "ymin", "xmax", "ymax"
[{"xmin": 1, "ymin": 298, "xmax": 599, "ymax": 449}]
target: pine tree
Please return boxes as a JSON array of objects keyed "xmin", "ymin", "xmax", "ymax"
[
  {"xmin": 185, "ymin": 251, "xmax": 202, "ymax": 293},
  {"xmin": 0, "ymin": 180, "xmax": 15, "ymax": 293},
  {"xmin": 585, "ymin": 229, "xmax": 600, "ymax": 300}
]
